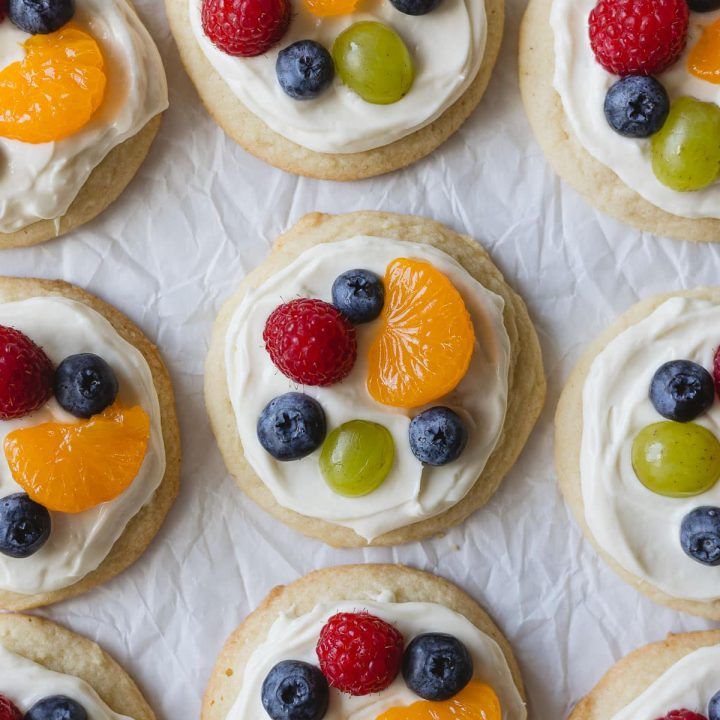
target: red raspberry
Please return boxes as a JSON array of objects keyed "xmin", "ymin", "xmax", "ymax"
[
  {"xmin": 0, "ymin": 326, "xmax": 54, "ymax": 421},
  {"xmin": 316, "ymin": 611, "xmax": 404, "ymax": 696},
  {"xmin": 0, "ymin": 696, "xmax": 22, "ymax": 720},
  {"xmin": 589, "ymin": 0, "xmax": 689, "ymax": 76},
  {"xmin": 0, "ymin": 1, "xmax": 6, "ymax": 23},
  {"xmin": 263, "ymin": 299, "xmax": 357, "ymax": 387},
  {"xmin": 656, "ymin": 711, "xmax": 708, "ymax": 720},
  {"xmin": 201, "ymin": 0, "xmax": 290, "ymax": 57}
]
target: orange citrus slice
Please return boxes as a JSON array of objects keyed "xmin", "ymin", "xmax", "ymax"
[
  {"xmin": 304, "ymin": 0, "xmax": 359, "ymax": 16},
  {"xmin": 0, "ymin": 24, "xmax": 107, "ymax": 144},
  {"xmin": 367, "ymin": 258, "xmax": 475, "ymax": 408},
  {"xmin": 377, "ymin": 681, "xmax": 502, "ymax": 720},
  {"xmin": 688, "ymin": 18, "xmax": 720, "ymax": 85},
  {"xmin": 4, "ymin": 403, "xmax": 150, "ymax": 514}
]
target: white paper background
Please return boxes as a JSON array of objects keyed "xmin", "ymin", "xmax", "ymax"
[{"xmin": 3, "ymin": 0, "xmax": 720, "ymax": 717}]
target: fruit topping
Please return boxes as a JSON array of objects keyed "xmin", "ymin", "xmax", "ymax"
[
  {"xmin": 264, "ymin": 299, "xmax": 357, "ymax": 387},
  {"xmin": 653, "ymin": 713, "xmax": 707, "ymax": 720},
  {"xmin": 389, "ymin": 0, "xmax": 442, "ymax": 16},
  {"xmin": 26, "ymin": 697, "xmax": 87, "ymax": 720},
  {"xmin": 319, "ymin": 419, "xmax": 394, "ymax": 496},
  {"xmin": 409, "ymin": 407, "xmax": 468, "ymax": 466},
  {"xmin": 0, "ymin": 26, "xmax": 106, "ymax": 144},
  {"xmin": 710, "ymin": 691, "xmax": 720, "ymax": 720},
  {"xmin": 604, "ymin": 76, "xmax": 670, "ymax": 139},
  {"xmin": 332, "ymin": 269, "xmax": 384, "ymax": 325},
  {"xmin": 688, "ymin": 18, "xmax": 720, "ymax": 85},
  {"xmin": 332, "ymin": 22, "xmax": 414, "ymax": 105},
  {"xmin": 0, "ymin": 493, "xmax": 50, "ymax": 559},
  {"xmin": 0, "ymin": 696, "xmax": 21, "ymax": 720},
  {"xmin": 688, "ymin": 0, "xmax": 720, "ymax": 11},
  {"xmin": 588, "ymin": 0, "xmax": 689, "ymax": 76},
  {"xmin": 681, "ymin": 507, "xmax": 720, "ymax": 566},
  {"xmin": 316, "ymin": 611, "xmax": 404, "ymax": 696},
  {"xmin": 715, "ymin": 347, "xmax": 720, "ymax": 397},
  {"xmin": 377, "ymin": 682, "xmax": 501, "ymax": 720},
  {"xmin": 0, "ymin": 326, "xmax": 54, "ymax": 421},
  {"xmin": 8, "ymin": 0, "xmax": 74, "ymax": 34},
  {"xmin": 54, "ymin": 353, "xmax": 119, "ymax": 419},
  {"xmin": 261, "ymin": 661, "xmax": 329, "ymax": 720},
  {"xmin": 0, "ymin": 1, "xmax": 6, "ymax": 23},
  {"xmin": 651, "ymin": 97, "xmax": 720, "ymax": 192},
  {"xmin": 367, "ymin": 259, "xmax": 475, "ymax": 409},
  {"xmin": 632, "ymin": 421, "xmax": 720, "ymax": 497},
  {"xmin": 201, "ymin": 0, "xmax": 290, "ymax": 57},
  {"xmin": 649, "ymin": 360, "xmax": 714, "ymax": 423},
  {"xmin": 257, "ymin": 392, "xmax": 326, "ymax": 461},
  {"xmin": 402, "ymin": 633, "xmax": 473, "ymax": 701},
  {"xmin": 277, "ymin": 41, "xmax": 335, "ymax": 100},
  {"xmin": 304, "ymin": 0, "xmax": 358, "ymax": 18},
  {"xmin": 4, "ymin": 403, "xmax": 150, "ymax": 513}
]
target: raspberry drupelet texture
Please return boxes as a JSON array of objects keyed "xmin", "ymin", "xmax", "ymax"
[
  {"xmin": 0, "ymin": 696, "xmax": 22, "ymax": 720},
  {"xmin": 656, "ymin": 711, "xmax": 708, "ymax": 720}
]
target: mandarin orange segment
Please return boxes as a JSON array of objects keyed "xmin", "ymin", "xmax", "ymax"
[
  {"xmin": 688, "ymin": 18, "xmax": 720, "ymax": 85},
  {"xmin": 367, "ymin": 258, "xmax": 475, "ymax": 409},
  {"xmin": 376, "ymin": 682, "xmax": 502, "ymax": 720},
  {"xmin": 3, "ymin": 403, "xmax": 150, "ymax": 514},
  {"xmin": 0, "ymin": 25, "xmax": 107, "ymax": 144},
  {"xmin": 304, "ymin": 0, "xmax": 359, "ymax": 16}
]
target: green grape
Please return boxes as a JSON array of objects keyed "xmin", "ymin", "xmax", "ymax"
[
  {"xmin": 332, "ymin": 22, "xmax": 414, "ymax": 105},
  {"xmin": 632, "ymin": 421, "xmax": 720, "ymax": 498},
  {"xmin": 651, "ymin": 97, "xmax": 720, "ymax": 192},
  {"xmin": 320, "ymin": 419, "xmax": 394, "ymax": 497}
]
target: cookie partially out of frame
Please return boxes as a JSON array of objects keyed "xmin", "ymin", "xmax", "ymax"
[
  {"xmin": 518, "ymin": 0, "xmax": 720, "ymax": 243},
  {"xmin": 0, "ymin": 613, "xmax": 156, "ymax": 720},
  {"xmin": 555, "ymin": 288, "xmax": 720, "ymax": 620},
  {"xmin": 0, "ymin": 116, "xmax": 162, "ymax": 251},
  {"xmin": 569, "ymin": 630, "xmax": 720, "ymax": 720},
  {"xmin": 203, "ymin": 563, "xmax": 526, "ymax": 720},
  {"xmin": 165, "ymin": 0, "xmax": 503, "ymax": 181},
  {"xmin": 0, "ymin": 277, "xmax": 181, "ymax": 611},
  {"xmin": 205, "ymin": 210, "xmax": 546, "ymax": 547}
]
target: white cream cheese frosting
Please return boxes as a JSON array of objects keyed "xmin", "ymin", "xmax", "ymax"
[
  {"xmin": 189, "ymin": 0, "xmax": 487, "ymax": 154},
  {"xmin": 0, "ymin": 645, "xmax": 133, "ymax": 720},
  {"xmin": 610, "ymin": 644, "xmax": 720, "ymax": 720},
  {"xmin": 551, "ymin": 0, "xmax": 720, "ymax": 219},
  {"xmin": 0, "ymin": 296, "xmax": 165, "ymax": 595},
  {"xmin": 581, "ymin": 296, "xmax": 720, "ymax": 601},
  {"xmin": 225, "ymin": 236, "xmax": 511, "ymax": 541},
  {"xmin": 227, "ymin": 594, "xmax": 527, "ymax": 720},
  {"xmin": 0, "ymin": 0, "xmax": 169, "ymax": 234}
]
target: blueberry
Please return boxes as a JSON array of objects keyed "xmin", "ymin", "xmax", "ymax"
[
  {"xmin": 257, "ymin": 393, "xmax": 326, "ymax": 461},
  {"xmin": 681, "ymin": 506, "xmax": 720, "ymax": 566},
  {"xmin": 25, "ymin": 696, "xmax": 87, "ymax": 720},
  {"xmin": 389, "ymin": 0, "xmax": 442, "ymax": 15},
  {"xmin": 8, "ymin": 0, "xmax": 74, "ymax": 34},
  {"xmin": 688, "ymin": 0, "xmax": 720, "ymax": 11},
  {"xmin": 709, "ymin": 690, "xmax": 720, "ymax": 720},
  {"xmin": 650, "ymin": 360, "xmax": 715, "ymax": 423},
  {"xmin": 331, "ymin": 269, "xmax": 384, "ymax": 325},
  {"xmin": 54, "ymin": 354, "xmax": 119, "ymax": 419},
  {"xmin": 261, "ymin": 660, "xmax": 329, "ymax": 720},
  {"xmin": 409, "ymin": 407, "xmax": 468, "ymax": 466},
  {"xmin": 604, "ymin": 76, "xmax": 670, "ymax": 138},
  {"xmin": 0, "ymin": 493, "xmax": 50, "ymax": 559},
  {"xmin": 403, "ymin": 633, "xmax": 473, "ymax": 701},
  {"xmin": 276, "ymin": 41, "xmax": 334, "ymax": 101}
]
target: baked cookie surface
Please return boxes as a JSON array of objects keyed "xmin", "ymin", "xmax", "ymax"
[
  {"xmin": 0, "ymin": 277, "xmax": 181, "ymax": 611},
  {"xmin": 166, "ymin": 0, "xmax": 504, "ymax": 181},
  {"xmin": 203, "ymin": 563, "xmax": 525, "ymax": 720},
  {"xmin": 205, "ymin": 211, "xmax": 545, "ymax": 547},
  {"xmin": 519, "ymin": 0, "xmax": 720, "ymax": 243}
]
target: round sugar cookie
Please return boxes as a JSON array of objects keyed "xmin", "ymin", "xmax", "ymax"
[
  {"xmin": 165, "ymin": 0, "xmax": 504, "ymax": 181},
  {"xmin": 203, "ymin": 563, "xmax": 526, "ymax": 720},
  {"xmin": 0, "ymin": 613, "xmax": 156, "ymax": 720},
  {"xmin": 0, "ymin": 277, "xmax": 181, "ymax": 611},
  {"xmin": 569, "ymin": 630, "xmax": 720, "ymax": 720},
  {"xmin": 518, "ymin": 0, "xmax": 720, "ymax": 243},
  {"xmin": 0, "ymin": 116, "xmax": 162, "ymax": 251},
  {"xmin": 555, "ymin": 288, "xmax": 720, "ymax": 620},
  {"xmin": 205, "ymin": 210, "xmax": 546, "ymax": 547}
]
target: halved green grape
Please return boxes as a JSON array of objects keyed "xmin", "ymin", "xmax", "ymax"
[
  {"xmin": 320, "ymin": 419, "xmax": 394, "ymax": 497},
  {"xmin": 332, "ymin": 21, "xmax": 414, "ymax": 105},
  {"xmin": 651, "ymin": 97, "xmax": 720, "ymax": 192},
  {"xmin": 632, "ymin": 421, "xmax": 720, "ymax": 497}
]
